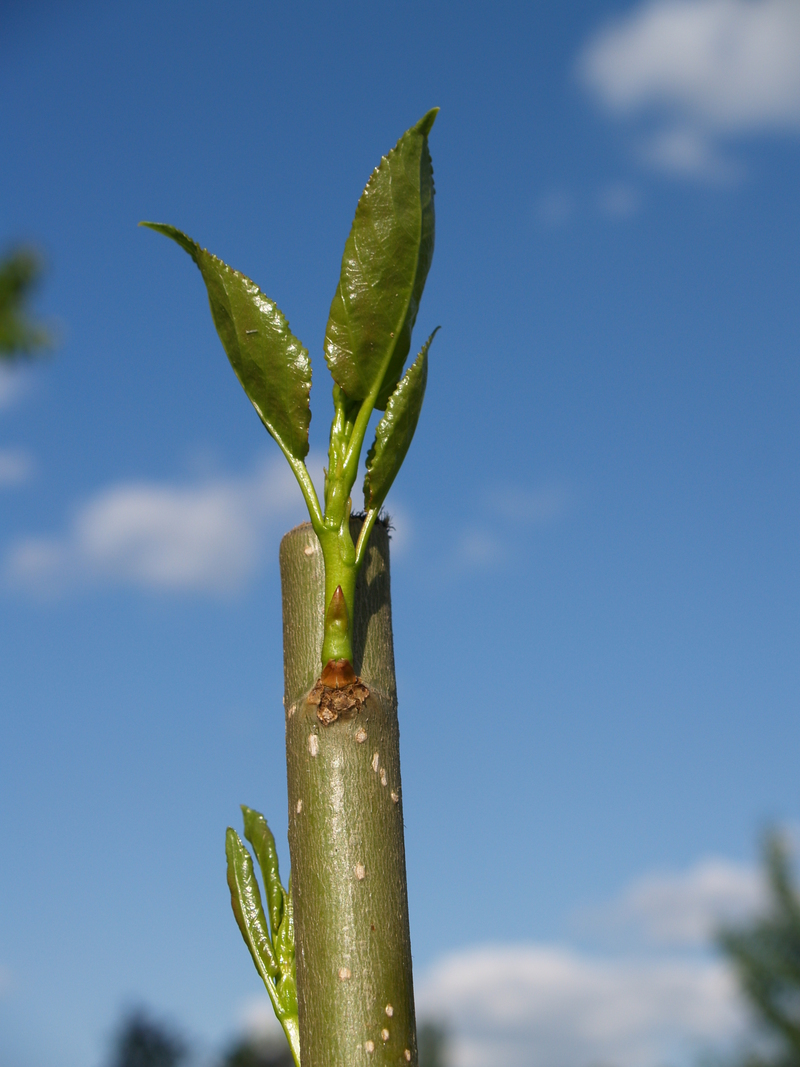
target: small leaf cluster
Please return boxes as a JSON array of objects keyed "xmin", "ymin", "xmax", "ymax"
[{"xmin": 226, "ymin": 808, "xmax": 300, "ymax": 1067}]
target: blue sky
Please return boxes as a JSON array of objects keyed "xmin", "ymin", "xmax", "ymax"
[{"xmin": 2, "ymin": 2, "xmax": 800, "ymax": 1066}]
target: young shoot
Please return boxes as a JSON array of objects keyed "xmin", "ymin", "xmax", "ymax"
[
  {"xmin": 142, "ymin": 112, "xmax": 439, "ymax": 1066},
  {"xmin": 141, "ymin": 108, "xmax": 437, "ymax": 688}
]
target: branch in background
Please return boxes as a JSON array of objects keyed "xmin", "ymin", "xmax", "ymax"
[
  {"xmin": 0, "ymin": 246, "xmax": 53, "ymax": 359},
  {"xmin": 717, "ymin": 832, "xmax": 800, "ymax": 1067},
  {"xmin": 417, "ymin": 1021, "xmax": 448, "ymax": 1067}
]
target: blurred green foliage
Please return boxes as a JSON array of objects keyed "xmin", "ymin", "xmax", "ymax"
[
  {"xmin": 0, "ymin": 246, "xmax": 51, "ymax": 359},
  {"xmin": 718, "ymin": 834, "xmax": 800, "ymax": 1067}
]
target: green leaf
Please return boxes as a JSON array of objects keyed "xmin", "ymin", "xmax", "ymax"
[
  {"xmin": 324, "ymin": 108, "xmax": 437, "ymax": 411},
  {"xmin": 275, "ymin": 874, "xmax": 296, "ymax": 976},
  {"xmin": 140, "ymin": 223, "xmax": 311, "ymax": 461},
  {"xmin": 241, "ymin": 805, "xmax": 284, "ymax": 937},
  {"xmin": 275, "ymin": 877, "xmax": 298, "ymax": 1018},
  {"xmin": 225, "ymin": 828, "xmax": 280, "ymax": 980},
  {"xmin": 363, "ymin": 330, "xmax": 436, "ymax": 512},
  {"xmin": 226, "ymin": 826, "xmax": 300, "ymax": 1067}
]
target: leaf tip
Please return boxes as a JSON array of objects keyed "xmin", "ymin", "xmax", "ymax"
[
  {"xmin": 225, "ymin": 826, "xmax": 241, "ymax": 863},
  {"xmin": 138, "ymin": 222, "xmax": 198, "ymax": 259},
  {"xmin": 415, "ymin": 108, "xmax": 439, "ymax": 137}
]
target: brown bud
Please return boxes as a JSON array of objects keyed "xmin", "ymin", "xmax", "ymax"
[{"xmin": 320, "ymin": 658, "xmax": 357, "ymax": 689}]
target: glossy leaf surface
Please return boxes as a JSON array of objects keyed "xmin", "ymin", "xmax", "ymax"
[
  {"xmin": 140, "ymin": 223, "xmax": 311, "ymax": 460},
  {"xmin": 276, "ymin": 875, "xmax": 296, "ymax": 977},
  {"xmin": 274, "ymin": 875, "xmax": 298, "ymax": 1018},
  {"xmin": 242, "ymin": 805, "xmax": 284, "ymax": 938},
  {"xmin": 324, "ymin": 109, "xmax": 436, "ymax": 411},
  {"xmin": 363, "ymin": 330, "xmax": 435, "ymax": 512},
  {"xmin": 225, "ymin": 828, "xmax": 279, "ymax": 980}
]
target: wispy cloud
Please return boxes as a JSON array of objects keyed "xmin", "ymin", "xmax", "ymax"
[
  {"xmin": 577, "ymin": 0, "xmax": 800, "ymax": 181},
  {"xmin": 4, "ymin": 456, "xmax": 315, "ymax": 596},
  {"xmin": 535, "ymin": 187, "xmax": 643, "ymax": 226},
  {"xmin": 593, "ymin": 853, "xmax": 768, "ymax": 947},
  {"xmin": 640, "ymin": 124, "xmax": 743, "ymax": 181},
  {"xmin": 535, "ymin": 190, "xmax": 575, "ymax": 228},
  {"xmin": 449, "ymin": 482, "xmax": 572, "ymax": 573},
  {"xmin": 417, "ymin": 943, "xmax": 743, "ymax": 1067},
  {"xmin": 599, "ymin": 181, "xmax": 643, "ymax": 217},
  {"xmin": 453, "ymin": 528, "xmax": 504, "ymax": 569},
  {"xmin": 580, "ymin": 857, "xmax": 764, "ymax": 947},
  {"xmin": 0, "ymin": 447, "xmax": 34, "ymax": 487},
  {"xmin": 486, "ymin": 484, "xmax": 571, "ymax": 525}
]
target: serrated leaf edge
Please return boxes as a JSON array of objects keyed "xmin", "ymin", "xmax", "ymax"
[
  {"xmin": 140, "ymin": 222, "xmax": 311, "ymax": 458},
  {"xmin": 363, "ymin": 328, "xmax": 438, "ymax": 512},
  {"xmin": 139, "ymin": 222, "xmax": 323, "ymax": 529},
  {"xmin": 323, "ymin": 111, "xmax": 436, "ymax": 410}
]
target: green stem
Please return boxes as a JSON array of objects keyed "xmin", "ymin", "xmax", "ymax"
[
  {"xmin": 354, "ymin": 508, "xmax": 379, "ymax": 570},
  {"xmin": 284, "ymin": 451, "xmax": 324, "ymax": 532},
  {"xmin": 316, "ymin": 361, "xmax": 403, "ymax": 669},
  {"xmin": 280, "ymin": 519, "xmax": 417, "ymax": 1067},
  {"xmin": 318, "ymin": 524, "xmax": 357, "ymax": 665}
]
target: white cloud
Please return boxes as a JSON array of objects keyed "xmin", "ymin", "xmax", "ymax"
[
  {"xmin": 0, "ymin": 447, "xmax": 34, "ymax": 487},
  {"xmin": 417, "ymin": 943, "xmax": 744, "ymax": 1067},
  {"xmin": 585, "ymin": 857, "xmax": 764, "ymax": 947},
  {"xmin": 578, "ymin": 0, "xmax": 800, "ymax": 179},
  {"xmin": 4, "ymin": 456, "xmax": 315, "ymax": 596},
  {"xmin": 414, "ymin": 854, "xmax": 770, "ymax": 1065}
]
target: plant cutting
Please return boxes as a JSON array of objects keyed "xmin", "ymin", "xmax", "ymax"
[{"xmin": 141, "ymin": 108, "xmax": 438, "ymax": 1067}]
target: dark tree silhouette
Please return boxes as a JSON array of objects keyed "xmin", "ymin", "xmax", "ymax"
[
  {"xmin": 109, "ymin": 1011, "xmax": 186, "ymax": 1067},
  {"xmin": 718, "ymin": 834, "xmax": 800, "ymax": 1067},
  {"xmin": 219, "ymin": 1036, "xmax": 293, "ymax": 1067},
  {"xmin": 418, "ymin": 1020, "xmax": 448, "ymax": 1067}
]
